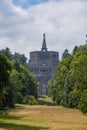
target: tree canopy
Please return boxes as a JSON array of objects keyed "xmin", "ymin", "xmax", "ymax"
[{"xmin": 48, "ymin": 45, "xmax": 87, "ymax": 114}]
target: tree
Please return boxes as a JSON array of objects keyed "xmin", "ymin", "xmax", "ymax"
[
  {"xmin": 0, "ymin": 47, "xmax": 13, "ymax": 60},
  {"xmin": 62, "ymin": 49, "xmax": 71, "ymax": 59},
  {"xmin": 7, "ymin": 69, "xmax": 24, "ymax": 107},
  {"xmin": 14, "ymin": 52, "xmax": 27, "ymax": 65},
  {"xmin": 0, "ymin": 55, "xmax": 11, "ymax": 107},
  {"xmin": 48, "ymin": 56, "xmax": 72, "ymax": 105},
  {"xmin": 72, "ymin": 45, "xmax": 78, "ymax": 54},
  {"xmin": 9, "ymin": 63, "xmax": 38, "ymax": 105},
  {"xmin": 68, "ymin": 47, "xmax": 87, "ymax": 108},
  {"xmin": 18, "ymin": 65, "xmax": 38, "ymax": 98}
]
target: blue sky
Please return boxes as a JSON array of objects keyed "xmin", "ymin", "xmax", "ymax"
[
  {"xmin": 12, "ymin": 0, "xmax": 49, "ymax": 8},
  {"xmin": 0, "ymin": 0, "xmax": 87, "ymax": 59}
]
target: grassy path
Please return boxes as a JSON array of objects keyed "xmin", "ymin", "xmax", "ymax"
[{"xmin": 0, "ymin": 104, "xmax": 87, "ymax": 130}]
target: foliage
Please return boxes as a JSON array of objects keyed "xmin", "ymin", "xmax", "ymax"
[
  {"xmin": 15, "ymin": 92, "xmax": 23, "ymax": 104},
  {"xmin": 38, "ymin": 97, "xmax": 54, "ymax": 105},
  {"xmin": 62, "ymin": 49, "xmax": 71, "ymax": 59},
  {"xmin": 78, "ymin": 90, "xmax": 87, "ymax": 114},
  {"xmin": 0, "ymin": 47, "xmax": 27, "ymax": 65},
  {"xmin": 9, "ymin": 62, "xmax": 38, "ymax": 104},
  {"xmin": 0, "ymin": 47, "xmax": 13, "ymax": 60},
  {"xmin": 14, "ymin": 52, "xmax": 27, "ymax": 65},
  {"xmin": 48, "ymin": 55, "xmax": 72, "ymax": 106},
  {"xmin": 23, "ymin": 95, "xmax": 37, "ymax": 105},
  {"xmin": 0, "ymin": 54, "xmax": 12, "ymax": 108},
  {"xmin": 48, "ymin": 45, "xmax": 87, "ymax": 113},
  {"xmin": 0, "ymin": 48, "xmax": 38, "ymax": 108}
]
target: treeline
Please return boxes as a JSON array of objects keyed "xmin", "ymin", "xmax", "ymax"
[
  {"xmin": 0, "ymin": 48, "xmax": 38, "ymax": 109},
  {"xmin": 48, "ymin": 44, "xmax": 87, "ymax": 114}
]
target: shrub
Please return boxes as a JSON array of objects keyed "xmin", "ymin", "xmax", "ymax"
[
  {"xmin": 23, "ymin": 95, "xmax": 37, "ymax": 105},
  {"xmin": 78, "ymin": 90, "xmax": 87, "ymax": 114},
  {"xmin": 15, "ymin": 92, "xmax": 23, "ymax": 104}
]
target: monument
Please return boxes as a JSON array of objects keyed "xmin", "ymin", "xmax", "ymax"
[{"xmin": 29, "ymin": 34, "xmax": 59, "ymax": 96}]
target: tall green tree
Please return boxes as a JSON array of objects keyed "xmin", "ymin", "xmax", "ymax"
[
  {"xmin": 48, "ymin": 56, "xmax": 72, "ymax": 105},
  {"xmin": 68, "ymin": 46, "xmax": 87, "ymax": 108},
  {"xmin": 62, "ymin": 49, "xmax": 71, "ymax": 59},
  {"xmin": 0, "ymin": 55, "xmax": 11, "ymax": 107}
]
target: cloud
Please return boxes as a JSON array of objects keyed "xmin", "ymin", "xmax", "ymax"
[{"xmin": 0, "ymin": 0, "xmax": 87, "ymax": 59}]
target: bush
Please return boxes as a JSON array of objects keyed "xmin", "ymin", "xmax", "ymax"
[
  {"xmin": 68, "ymin": 90, "xmax": 80, "ymax": 108},
  {"xmin": 78, "ymin": 90, "xmax": 87, "ymax": 114},
  {"xmin": 15, "ymin": 92, "xmax": 23, "ymax": 104},
  {"xmin": 23, "ymin": 95, "xmax": 37, "ymax": 105}
]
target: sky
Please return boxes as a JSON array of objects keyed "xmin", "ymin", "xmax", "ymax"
[{"xmin": 0, "ymin": 0, "xmax": 87, "ymax": 59}]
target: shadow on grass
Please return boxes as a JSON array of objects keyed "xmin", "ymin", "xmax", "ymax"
[
  {"xmin": 0, "ymin": 114, "xmax": 49, "ymax": 130},
  {"xmin": 0, "ymin": 122, "xmax": 49, "ymax": 130},
  {"xmin": 0, "ymin": 114, "xmax": 22, "ymax": 120}
]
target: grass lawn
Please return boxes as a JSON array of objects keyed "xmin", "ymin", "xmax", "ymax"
[{"xmin": 0, "ymin": 104, "xmax": 87, "ymax": 130}]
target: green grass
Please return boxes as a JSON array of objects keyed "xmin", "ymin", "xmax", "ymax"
[
  {"xmin": 38, "ymin": 96, "xmax": 55, "ymax": 105},
  {"xmin": 0, "ymin": 113, "xmax": 48, "ymax": 130},
  {"xmin": 0, "ymin": 104, "xmax": 87, "ymax": 130}
]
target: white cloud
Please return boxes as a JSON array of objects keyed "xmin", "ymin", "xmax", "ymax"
[{"xmin": 0, "ymin": 0, "xmax": 87, "ymax": 59}]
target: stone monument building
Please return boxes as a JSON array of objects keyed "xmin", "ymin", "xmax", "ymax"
[{"xmin": 29, "ymin": 34, "xmax": 59, "ymax": 96}]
